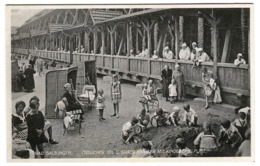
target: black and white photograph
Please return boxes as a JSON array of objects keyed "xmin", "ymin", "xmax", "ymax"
[{"xmin": 6, "ymin": 4, "xmax": 254, "ymax": 161}]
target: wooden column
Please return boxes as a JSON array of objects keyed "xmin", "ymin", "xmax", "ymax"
[
  {"xmin": 101, "ymin": 30, "xmax": 106, "ymax": 55},
  {"xmin": 93, "ymin": 29, "xmax": 98, "ymax": 54},
  {"xmin": 126, "ymin": 22, "xmax": 131, "ymax": 56},
  {"xmin": 107, "ymin": 24, "xmax": 117, "ymax": 55},
  {"xmin": 69, "ymin": 36, "xmax": 74, "ymax": 64},
  {"xmin": 179, "ymin": 16, "xmax": 184, "ymax": 45},
  {"xmin": 221, "ymin": 29, "xmax": 233, "ymax": 63},
  {"xmin": 154, "ymin": 23, "xmax": 158, "ymax": 51},
  {"xmin": 142, "ymin": 29, "xmax": 146, "ymax": 49},
  {"xmin": 85, "ymin": 30, "xmax": 91, "ymax": 53},
  {"xmin": 198, "ymin": 17, "xmax": 204, "ymax": 48},
  {"xmin": 212, "ymin": 22, "xmax": 219, "ymax": 76},
  {"xmin": 175, "ymin": 15, "xmax": 180, "ymax": 63},
  {"xmin": 241, "ymin": 8, "xmax": 246, "ymax": 56},
  {"xmin": 136, "ymin": 27, "xmax": 139, "ymax": 53},
  {"xmin": 78, "ymin": 33, "xmax": 81, "ymax": 53}
]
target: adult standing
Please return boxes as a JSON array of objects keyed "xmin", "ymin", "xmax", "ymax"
[
  {"xmin": 24, "ymin": 64, "xmax": 36, "ymax": 92},
  {"xmin": 161, "ymin": 65, "xmax": 172, "ymax": 101},
  {"xmin": 110, "ymin": 75, "xmax": 122, "ymax": 118},
  {"xmin": 163, "ymin": 46, "xmax": 174, "ymax": 59},
  {"xmin": 29, "ymin": 56, "xmax": 36, "ymax": 69},
  {"xmin": 35, "ymin": 56, "xmax": 44, "ymax": 76},
  {"xmin": 172, "ymin": 64, "xmax": 185, "ymax": 101}
]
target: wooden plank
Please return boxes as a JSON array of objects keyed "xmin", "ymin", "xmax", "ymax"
[
  {"xmin": 221, "ymin": 29, "xmax": 233, "ymax": 63},
  {"xmin": 175, "ymin": 15, "xmax": 180, "ymax": 64}
]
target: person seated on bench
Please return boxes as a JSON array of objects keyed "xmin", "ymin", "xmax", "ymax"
[{"xmin": 63, "ymin": 83, "xmax": 84, "ymax": 119}]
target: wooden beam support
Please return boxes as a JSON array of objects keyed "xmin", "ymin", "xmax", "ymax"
[
  {"xmin": 198, "ymin": 17, "xmax": 204, "ymax": 48},
  {"xmin": 175, "ymin": 15, "xmax": 180, "ymax": 63},
  {"xmin": 179, "ymin": 16, "xmax": 184, "ymax": 45},
  {"xmin": 221, "ymin": 29, "xmax": 233, "ymax": 63}
]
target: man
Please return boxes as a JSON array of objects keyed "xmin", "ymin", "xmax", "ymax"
[
  {"xmin": 161, "ymin": 65, "xmax": 172, "ymax": 101},
  {"xmin": 24, "ymin": 96, "xmax": 59, "ymax": 144},
  {"xmin": 172, "ymin": 64, "xmax": 185, "ymax": 101},
  {"xmin": 234, "ymin": 53, "xmax": 246, "ymax": 66},
  {"xmin": 24, "ymin": 64, "xmax": 36, "ymax": 92},
  {"xmin": 163, "ymin": 46, "xmax": 174, "ymax": 59},
  {"xmin": 179, "ymin": 42, "xmax": 191, "ymax": 60}
]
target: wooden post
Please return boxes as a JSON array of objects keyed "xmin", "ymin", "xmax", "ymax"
[
  {"xmin": 136, "ymin": 27, "xmax": 139, "ymax": 53},
  {"xmin": 78, "ymin": 33, "xmax": 81, "ymax": 53},
  {"xmin": 179, "ymin": 16, "xmax": 184, "ymax": 46},
  {"xmin": 154, "ymin": 23, "xmax": 158, "ymax": 51},
  {"xmin": 85, "ymin": 30, "xmax": 91, "ymax": 53},
  {"xmin": 212, "ymin": 22, "xmax": 219, "ymax": 76},
  {"xmin": 142, "ymin": 29, "xmax": 146, "ymax": 49},
  {"xmin": 101, "ymin": 30, "xmax": 105, "ymax": 55},
  {"xmin": 175, "ymin": 16, "xmax": 180, "ymax": 63},
  {"xmin": 126, "ymin": 22, "xmax": 131, "ymax": 56},
  {"xmin": 241, "ymin": 8, "xmax": 246, "ymax": 56},
  {"xmin": 69, "ymin": 36, "xmax": 73, "ymax": 64},
  {"xmin": 93, "ymin": 29, "xmax": 98, "ymax": 54},
  {"xmin": 198, "ymin": 17, "xmax": 204, "ymax": 48},
  {"xmin": 107, "ymin": 25, "xmax": 117, "ymax": 55},
  {"xmin": 221, "ymin": 29, "xmax": 233, "ymax": 63}
]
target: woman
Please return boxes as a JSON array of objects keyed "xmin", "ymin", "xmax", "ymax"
[
  {"xmin": 110, "ymin": 75, "xmax": 122, "ymax": 118},
  {"xmin": 35, "ymin": 56, "xmax": 44, "ymax": 76},
  {"xmin": 12, "ymin": 101, "xmax": 28, "ymax": 140},
  {"xmin": 26, "ymin": 102, "xmax": 46, "ymax": 158},
  {"xmin": 63, "ymin": 83, "xmax": 83, "ymax": 112},
  {"xmin": 202, "ymin": 68, "xmax": 214, "ymax": 109},
  {"xmin": 140, "ymin": 80, "xmax": 157, "ymax": 112},
  {"xmin": 172, "ymin": 64, "xmax": 185, "ymax": 101},
  {"xmin": 24, "ymin": 64, "xmax": 36, "ymax": 92},
  {"xmin": 29, "ymin": 56, "xmax": 36, "ymax": 69}
]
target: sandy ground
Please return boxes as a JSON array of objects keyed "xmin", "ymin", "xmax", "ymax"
[{"xmin": 12, "ymin": 59, "xmax": 239, "ymax": 158}]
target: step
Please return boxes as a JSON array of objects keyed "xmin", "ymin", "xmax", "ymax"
[
  {"xmin": 103, "ymin": 76, "xmax": 112, "ymax": 82},
  {"xmin": 194, "ymin": 97, "xmax": 238, "ymax": 111}
]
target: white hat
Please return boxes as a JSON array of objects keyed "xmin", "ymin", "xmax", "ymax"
[
  {"xmin": 192, "ymin": 42, "xmax": 197, "ymax": 45},
  {"xmin": 165, "ymin": 46, "xmax": 169, "ymax": 50},
  {"xmin": 181, "ymin": 43, "xmax": 187, "ymax": 47},
  {"xmin": 237, "ymin": 53, "xmax": 243, "ymax": 57},
  {"xmin": 198, "ymin": 48, "xmax": 203, "ymax": 52}
]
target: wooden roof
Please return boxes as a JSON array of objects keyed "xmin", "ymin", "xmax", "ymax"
[
  {"xmin": 30, "ymin": 30, "xmax": 48, "ymax": 37},
  {"xmin": 19, "ymin": 33, "xmax": 30, "ymax": 39},
  {"xmin": 49, "ymin": 24, "xmax": 73, "ymax": 33},
  {"xmin": 90, "ymin": 9, "xmax": 123, "ymax": 24}
]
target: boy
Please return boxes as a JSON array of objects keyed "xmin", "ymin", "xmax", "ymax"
[
  {"xmin": 218, "ymin": 119, "xmax": 242, "ymax": 148},
  {"xmin": 169, "ymin": 106, "xmax": 181, "ymax": 126},
  {"xmin": 176, "ymin": 137, "xmax": 193, "ymax": 157},
  {"xmin": 233, "ymin": 112, "xmax": 248, "ymax": 140},
  {"xmin": 183, "ymin": 104, "xmax": 198, "ymax": 126},
  {"xmin": 194, "ymin": 122, "xmax": 220, "ymax": 156},
  {"xmin": 122, "ymin": 117, "xmax": 139, "ymax": 144}
]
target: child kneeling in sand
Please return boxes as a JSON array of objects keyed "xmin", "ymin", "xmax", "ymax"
[
  {"xmin": 176, "ymin": 137, "xmax": 193, "ymax": 157},
  {"xmin": 122, "ymin": 117, "xmax": 139, "ymax": 144},
  {"xmin": 183, "ymin": 104, "xmax": 198, "ymax": 126},
  {"xmin": 169, "ymin": 106, "xmax": 181, "ymax": 126},
  {"xmin": 218, "ymin": 119, "xmax": 242, "ymax": 148},
  {"xmin": 194, "ymin": 122, "xmax": 220, "ymax": 156}
]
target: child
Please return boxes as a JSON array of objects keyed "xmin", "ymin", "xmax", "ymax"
[
  {"xmin": 142, "ymin": 84, "xmax": 151, "ymax": 101},
  {"xmin": 122, "ymin": 117, "xmax": 139, "ymax": 144},
  {"xmin": 176, "ymin": 137, "xmax": 193, "ymax": 157},
  {"xmin": 137, "ymin": 109, "xmax": 150, "ymax": 128},
  {"xmin": 154, "ymin": 108, "xmax": 169, "ymax": 126},
  {"xmin": 238, "ymin": 107, "xmax": 250, "ymax": 127},
  {"xmin": 236, "ymin": 128, "xmax": 251, "ymax": 156},
  {"xmin": 97, "ymin": 89, "xmax": 105, "ymax": 121},
  {"xmin": 111, "ymin": 75, "xmax": 122, "ymax": 118},
  {"xmin": 194, "ymin": 122, "xmax": 220, "ymax": 156},
  {"xmin": 168, "ymin": 79, "xmax": 177, "ymax": 103},
  {"xmin": 169, "ymin": 106, "xmax": 181, "ymax": 126},
  {"xmin": 63, "ymin": 112, "xmax": 74, "ymax": 130},
  {"xmin": 183, "ymin": 104, "xmax": 198, "ymax": 126},
  {"xmin": 218, "ymin": 119, "xmax": 242, "ymax": 148},
  {"xmin": 233, "ymin": 112, "xmax": 248, "ymax": 140}
]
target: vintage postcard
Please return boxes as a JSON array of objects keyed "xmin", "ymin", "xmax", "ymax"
[{"xmin": 6, "ymin": 4, "xmax": 254, "ymax": 162}]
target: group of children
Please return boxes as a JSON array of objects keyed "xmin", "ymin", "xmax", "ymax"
[{"xmin": 121, "ymin": 102, "xmax": 251, "ymax": 157}]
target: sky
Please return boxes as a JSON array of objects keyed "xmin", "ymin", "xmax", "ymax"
[{"xmin": 11, "ymin": 9, "xmax": 43, "ymax": 27}]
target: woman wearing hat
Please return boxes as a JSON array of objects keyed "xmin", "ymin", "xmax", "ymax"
[
  {"xmin": 163, "ymin": 46, "xmax": 174, "ymax": 59},
  {"xmin": 234, "ymin": 53, "xmax": 246, "ymax": 66},
  {"xmin": 24, "ymin": 64, "xmax": 36, "ymax": 92},
  {"xmin": 179, "ymin": 42, "xmax": 191, "ymax": 60}
]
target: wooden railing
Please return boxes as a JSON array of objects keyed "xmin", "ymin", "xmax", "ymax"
[{"xmin": 12, "ymin": 48, "xmax": 250, "ymax": 97}]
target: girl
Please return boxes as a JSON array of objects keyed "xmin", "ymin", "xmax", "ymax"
[
  {"xmin": 202, "ymin": 68, "xmax": 214, "ymax": 109},
  {"xmin": 142, "ymin": 84, "xmax": 151, "ymax": 101},
  {"xmin": 183, "ymin": 104, "xmax": 198, "ymax": 126},
  {"xmin": 97, "ymin": 89, "xmax": 106, "ymax": 121},
  {"xmin": 110, "ymin": 75, "xmax": 122, "ymax": 118},
  {"xmin": 168, "ymin": 78, "xmax": 177, "ymax": 103}
]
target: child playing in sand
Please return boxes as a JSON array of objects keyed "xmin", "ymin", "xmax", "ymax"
[
  {"xmin": 176, "ymin": 137, "xmax": 193, "ymax": 157},
  {"xmin": 142, "ymin": 84, "xmax": 151, "ymax": 101},
  {"xmin": 194, "ymin": 122, "xmax": 220, "ymax": 156},
  {"xmin": 169, "ymin": 106, "xmax": 181, "ymax": 126},
  {"xmin": 183, "ymin": 104, "xmax": 198, "ymax": 126},
  {"xmin": 96, "ymin": 89, "xmax": 106, "ymax": 121},
  {"xmin": 218, "ymin": 119, "xmax": 242, "ymax": 148},
  {"xmin": 154, "ymin": 108, "xmax": 169, "ymax": 126},
  {"xmin": 168, "ymin": 79, "xmax": 177, "ymax": 104},
  {"xmin": 233, "ymin": 111, "xmax": 248, "ymax": 140},
  {"xmin": 122, "ymin": 117, "xmax": 139, "ymax": 144}
]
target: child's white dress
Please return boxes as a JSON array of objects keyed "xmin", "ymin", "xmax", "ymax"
[{"xmin": 168, "ymin": 83, "xmax": 177, "ymax": 97}]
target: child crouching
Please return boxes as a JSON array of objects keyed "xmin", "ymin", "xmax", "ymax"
[
  {"xmin": 122, "ymin": 117, "xmax": 139, "ymax": 144},
  {"xmin": 183, "ymin": 104, "xmax": 198, "ymax": 126}
]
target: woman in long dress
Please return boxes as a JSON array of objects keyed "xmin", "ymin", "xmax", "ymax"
[
  {"xmin": 172, "ymin": 64, "xmax": 185, "ymax": 101},
  {"xmin": 24, "ymin": 64, "xmax": 36, "ymax": 92},
  {"xmin": 110, "ymin": 75, "xmax": 122, "ymax": 118}
]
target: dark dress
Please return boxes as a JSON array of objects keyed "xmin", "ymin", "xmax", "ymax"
[
  {"xmin": 15, "ymin": 73, "xmax": 25, "ymax": 91},
  {"xmin": 24, "ymin": 68, "xmax": 36, "ymax": 91},
  {"xmin": 29, "ymin": 59, "xmax": 35, "ymax": 69},
  {"xmin": 63, "ymin": 91, "xmax": 82, "ymax": 111},
  {"xmin": 26, "ymin": 111, "xmax": 45, "ymax": 145},
  {"xmin": 161, "ymin": 69, "xmax": 172, "ymax": 98}
]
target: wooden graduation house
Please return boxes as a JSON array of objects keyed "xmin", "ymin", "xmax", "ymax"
[{"xmin": 11, "ymin": 8, "xmax": 251, "ymax": 107}]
